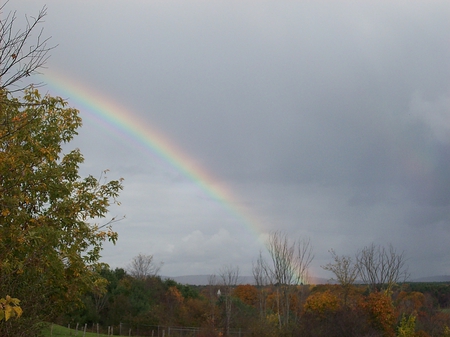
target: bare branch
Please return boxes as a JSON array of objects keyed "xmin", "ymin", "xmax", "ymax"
[
  {"xmin": 265, "ymin": 231, "xmax": 314, "ymax": 328},
  {"xmin": 127, "ymin": 253, "xmax": 163, "ymax": 280},
  {"xmin": 356, "ymin": 243, "xmax": 409, "ymax": 293},
  {"xmin": 0, "ymin": 5, "xmax": 57, "ymax": 92},
  {"xmin": 322, "ymin": 249, "xmax": 359, "ymax": 305}
]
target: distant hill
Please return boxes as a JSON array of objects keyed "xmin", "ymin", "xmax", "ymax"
[
  {"xmin": 163, "ymin": 274, "xmax": 450, "ymax": 286},
  {"xmin": 410, "ymin": 275, "xmax": 450, "ymax": 283},
  {"xmin": 164, "ymin": 275, "xmax": 330, "ymax": 286}
]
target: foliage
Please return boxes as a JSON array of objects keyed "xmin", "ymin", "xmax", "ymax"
[
  {"xmin": 396, "ymin": 291, "xmax": 425, "ymax": 316},
  {"xmin": 322, "ymin": 249, "xmax": 358, "ymax": 305},
  {"xmin": 0, "ymin": 88, "xmax": 123, "ymax": 335},
  {"xmin": 303, "ymin": 289, "xmax": 341, "ymax": 319},
  {"xmin": 397, "ymin": 313, "xmax": 416, "ymax": 337},
  {"xmin": 0, "ymin": 296, "xmax": 22, "ymax": 321},
  {"xmin": 233, "ymin": 284, "xmax": 258, "ymax": 307},
  {"xmin": 363, "ymin": 292, "xmax": 397, "ymax": 337},
  {"xmin": 65, "ymin": 267, "xmax": 450, "ymax": 337}
]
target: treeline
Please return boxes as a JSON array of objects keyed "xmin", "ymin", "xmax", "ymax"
[{"xmin": 60, "ymin": 266, "xmax": 450, "ymax": 337}]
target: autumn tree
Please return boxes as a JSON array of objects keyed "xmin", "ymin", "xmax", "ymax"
[
  {"xmin": 0, "ymin": 5, "xmax": 125, "ymax": 334},
  {"xmin": 233, "ymin": 284, "xmax": 258, "ymax": 307},
  {"xmin": 322, "ymin": 249, "xmax": 359, "ymax": 306},
  {"xmin": 303, "ymin": 289, "xmax": 341, "ymax": 320},
  {"xmin": 362, "ymin": 292, "xmax": 397, "ymax": 337},
  {"xmin": 0, "ymin": 86, "xmax": 123, "ymax": 335}
]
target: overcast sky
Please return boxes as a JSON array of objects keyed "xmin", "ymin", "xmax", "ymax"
[{"xmin": 7, "ymin": 0, "xmax": 450, "ymax": 280}]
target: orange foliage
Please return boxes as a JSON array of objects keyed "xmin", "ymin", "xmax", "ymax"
[
  {"xmin": 303, "ymin": 290, "xmax": 341, "ymax": 319},
  {"xmin": 166, "ymin": 286, "xmax": 184, "ymax": 305},
  {"xmin": 396, "ymin": 291, "xmax": 425, "ymax": 316},
  {"xmin": 362, "ymin": 292, "xmax": 397, "ymax": 337},
  {"xmin": 233, "ymin": 284, "xmax": 258, "ymax": 306}
]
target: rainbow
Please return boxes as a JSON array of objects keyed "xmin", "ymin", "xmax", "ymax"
[
  {"xmin": 39, "ymin": 70, "xmax": 265, "ymax": 238},
  {"xmin": 39, "ymin": 70, "xmax": 315, "ymax": 284}
]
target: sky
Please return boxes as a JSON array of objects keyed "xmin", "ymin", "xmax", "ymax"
[{"xmin": 6, "ymin": 0, "xmax": 450, "ymax": 280}]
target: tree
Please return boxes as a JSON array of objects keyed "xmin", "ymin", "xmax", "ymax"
[
  {"xmin": 218, "ymin": 265, "xmax": 239, "ymax": 336},
  {"xmin": 252, "ymin": 251, "xmax": 271, "ymax": 320},
  {"xmin": 0, "ymin": 6, "xmax": 124, "ymax": 334},
  {"xmin": 322, "ymin": 249, "xmax": 359, "ymax": 306},
  {"xmin": 0, "ymin": 88, "xmax": 123, "ymax": 335},
  {"xmin": 127, "ymin": 253, "xmax": 162, "ymax": 280},
  {"xmin": 0, "ymin": 5, "xmax": 55, "ymax": 92},
  {"xmin": 265, "ymin": 231, "xmax": 313, "ymax": 328},
  {"xmin": 355, "ymin": 243, "xmax": 409, "ymax": 293},
  {"xmin": 303, "ymin": 290, "xmax": 341, "ymax": 320},
  {"xmin": 362, "ymin": 292, "xmax": 397, "ymax": 337},
  {"xmin": 233, "ymin": 284, "xmax": 258, "ymax": 307}
]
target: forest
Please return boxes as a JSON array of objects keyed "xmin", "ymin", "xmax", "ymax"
[{"xmin": 62, "ymin": 260, "xmax": 450, "ymax": 337}]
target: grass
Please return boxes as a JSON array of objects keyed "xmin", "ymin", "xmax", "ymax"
[{"xmin": 41, "ymin": 323, "xmax": 112, "ymax": 337}]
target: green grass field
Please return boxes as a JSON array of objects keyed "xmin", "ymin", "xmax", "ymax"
[{"xmin": 41, "ymin": 324, "xmax": 112, "ymax": 337}]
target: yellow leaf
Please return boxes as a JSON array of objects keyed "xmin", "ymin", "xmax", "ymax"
[
  {"xmin": 10, "ymin": 297, "xmax": 20, "ymax": 305},
  {"xmin": 13, "ymin": 306, "xmax": 22, "ymax": 318},
  {"xmin": 5, "ymin": 305, "xmax": 12, "ymax": 321}
]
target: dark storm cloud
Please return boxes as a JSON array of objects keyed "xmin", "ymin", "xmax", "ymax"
[{"xmin": 6, "ymin": 0, "xmax": 450, "ymax": 278}]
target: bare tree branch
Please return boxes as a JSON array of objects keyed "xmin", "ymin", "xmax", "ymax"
[
  {"xmin": 218, "ymin": 264, "xmax": 239, "ymax": 336},
  {"xmin": 322, "ymin": 249, "xmax": 359, "ymax": 305},
  {"xmin": 265, "ymin": 231, "xmax": 314, "ymax": 328},
  {"xmin": 127, "ymin": 253, "xmax": 163, "ymax": 280},
  {"xmin": 356, "ymin": 243, "xmax": 409, "ymax": 293},
  {"xmin": 0, "ymin": 4, "xmax": 57, "ymax": 92}
]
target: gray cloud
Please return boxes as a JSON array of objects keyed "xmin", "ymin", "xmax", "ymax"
[{"xmin": 6, "ymin": 0, "xmax": 450, "ymax": 278}]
